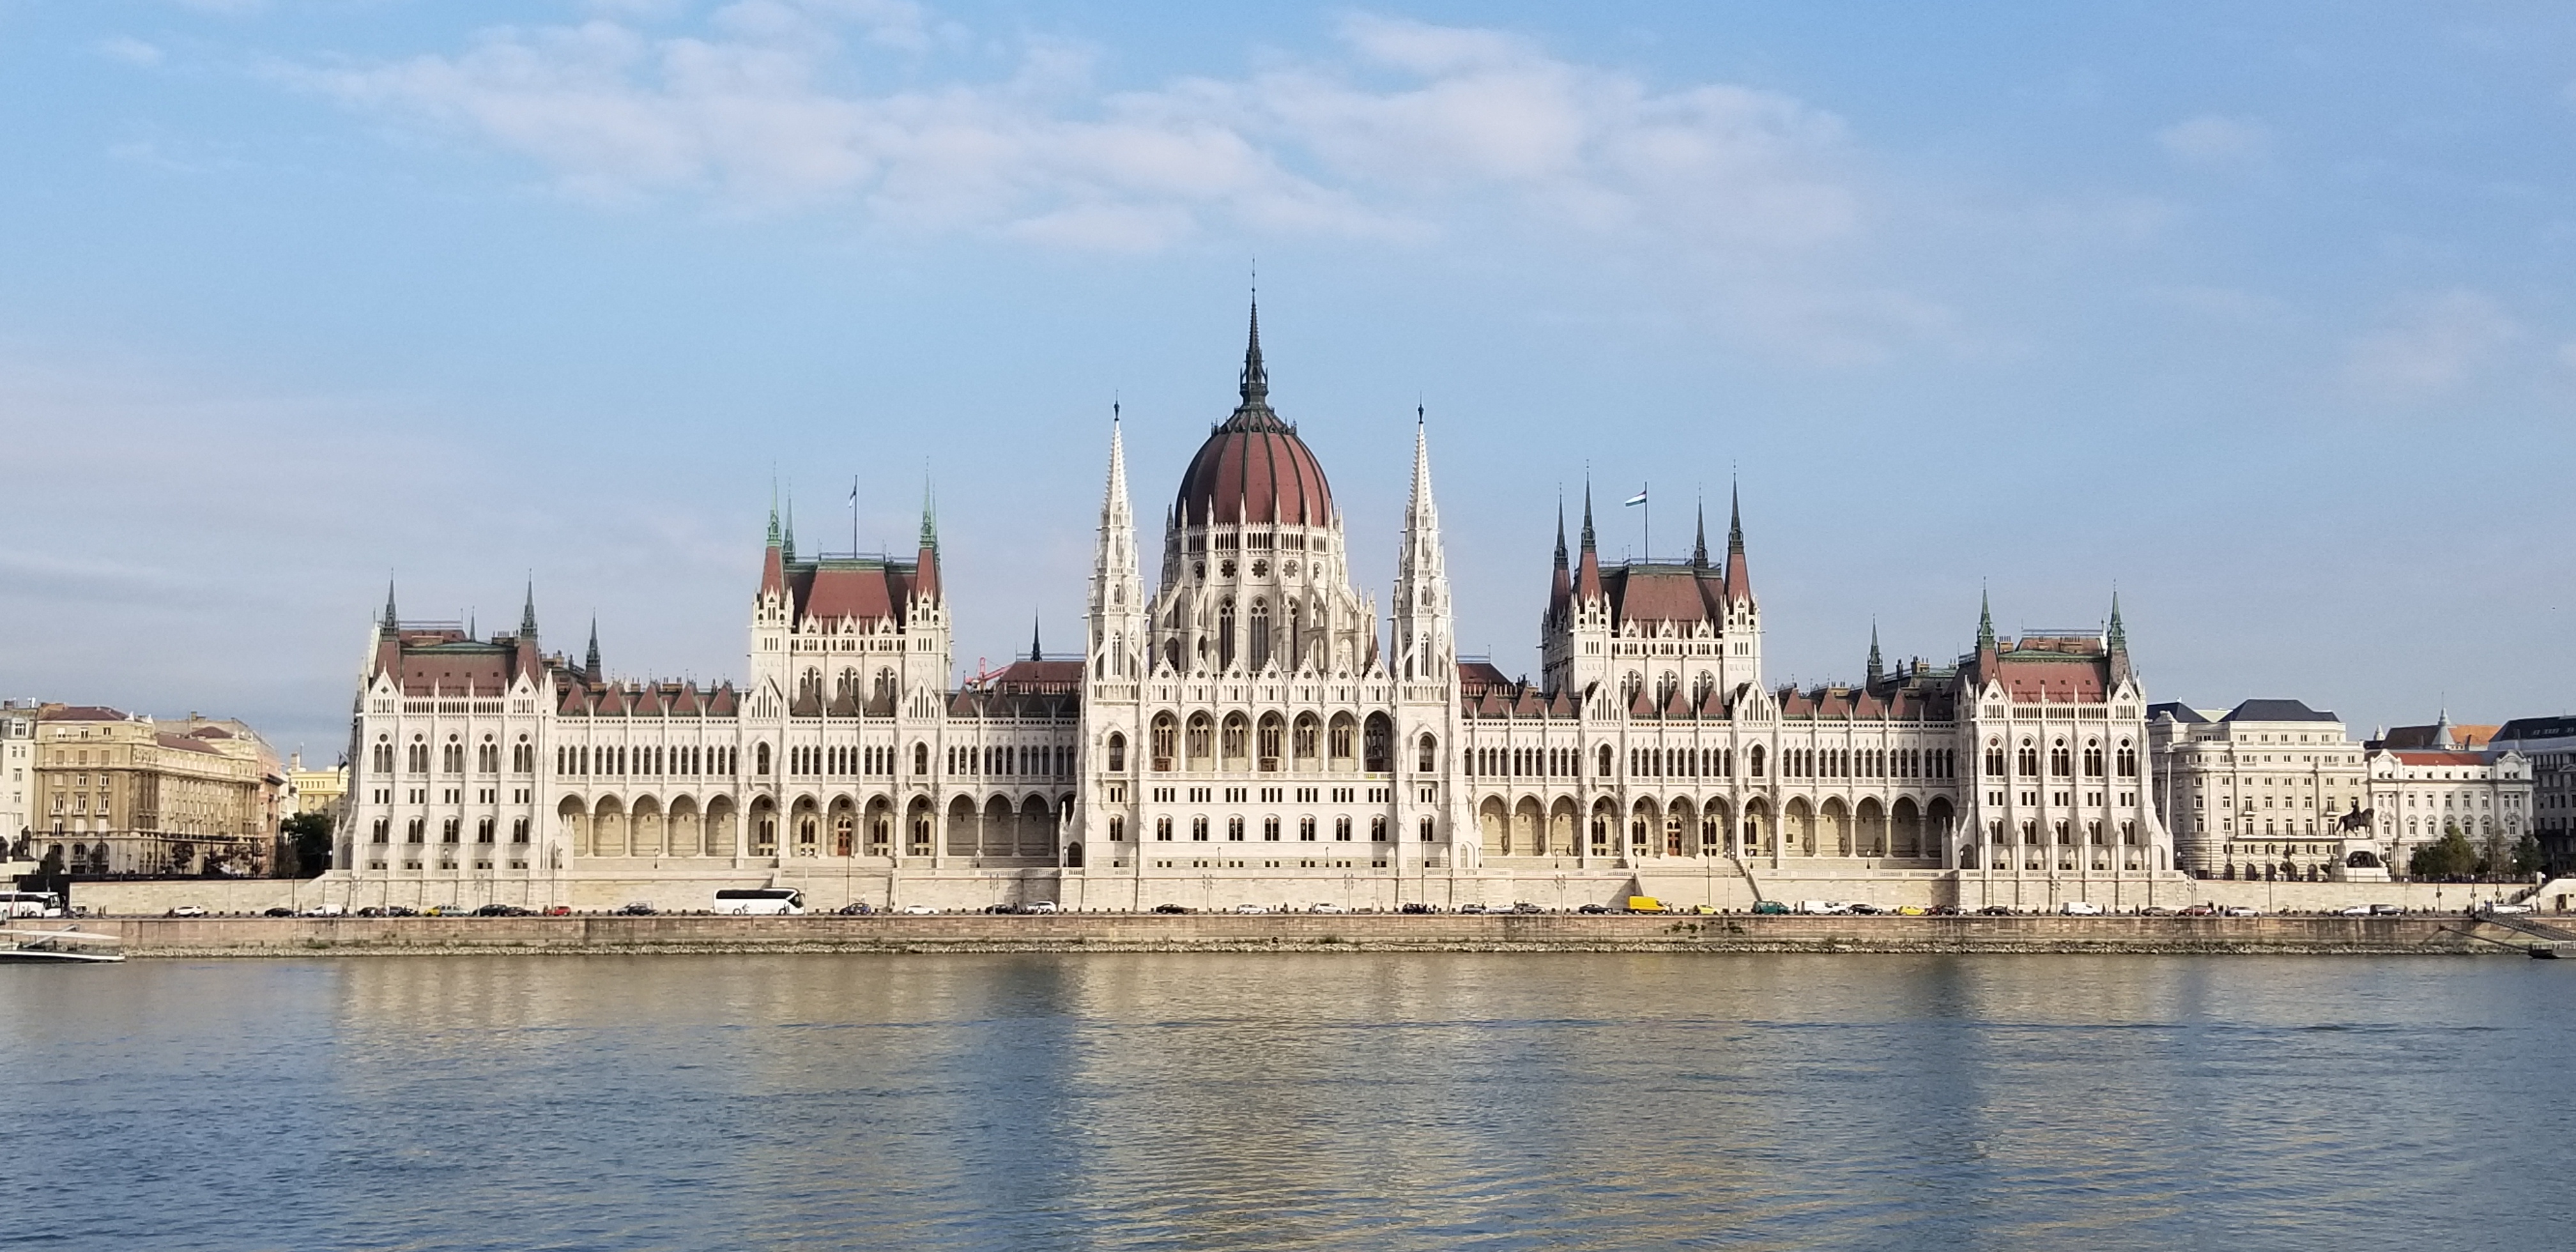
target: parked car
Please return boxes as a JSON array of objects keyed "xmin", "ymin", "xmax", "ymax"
[
  {"xmin": 2179, "ymin": 904, "xmax": 2216, "ymax": 917},
  {"xmin": 473, "ymin": 904, "xmax": 532, "ymax": 917},
  {"xmin": 2140, "ymin": 905, "xmax": 2179, "ymax": 917},
  {"xmin": 614, "ymin": 901, "xmax": 657, "ymax": 916},
  {"xmin": 2482, "ymin": 901, "xmax": 2535, "ymax": 915},
  {"xmin": 1976, "ymin": 905, "xmax": 2017, "ymax": 916},
  {"xmin": 2337, "ymin": 904, "xmax": 2374, "ymax": 917},
  {"xmin": 166, "ymin": 905, "xmax": 208, "ymax": 918},
  {"xmin": 385, "ymin": 905, "xmax": 420, "ymax": 917},
  {"xmin": 355, "ymin": 906, "xmax": 386, "ymax": 918},
  {"xmin": 1895, "ymin": 905, "xmax": 1928, "ymax": 917},
  {"xmin": 901, "ymin": 903, "xmax": 939, "ymax": 915},
  {"xmin": 834, "ymin": 902, "xmax": 875, "ymax": 915},
  {"xmin": 1310, "ymin": 902, "xmax": 1346, "ymax": 914},
  {"xmin": 2060, "ymin": 901, "xmax": 2105, "ymax": 916},
  {"xmin": 262, "ymin": 906, "xmax": 295, "ymax": 917},
  {"xmin": 1750, "ymin": 901, "xmax": 1790, "ymax": 915},
  {"xmin": 2221, "ymin": 906, "xmax": 2262, "ymax": 917},
  {"xmin": 2369, "ymin": 903, "xmax": 2407, "ymax": 916},
  {"xmin": 542, "ymin": 905, "xmax": 572, "ymax": 916},
  {"xmin": 1149, "ymin": 903, "xmax": 1190, "ymax": 914},
  {"xmin": 1456, "ymin": 903, "xmax": 1489, "ymax": 914},
  {"xmin": 1576, "ymin": 903, "xmax": 1612, "ymax": 915},
  {"xmin": 1025, "ymin": 901, "xmax": 1059, "ymax": 914},
  {"xmin": 300, "ymin": 905, "xmax": 345, "ymax": 917},
  {"xmin": 1926, "ymin": 905, "xmax": 1963, "ymax": 916},
  {"xmin": 1510, "ymin": 902, "xmax": 1544, "ymax": 913},
  {"xmin": 1793, "ymin": 900, "xmax": 1848, "ymax": 915},
  {"xmin": 1844, "ymin": 903, "xmax": 1887, "ymax": 915},
  {"xmin": 1399, "ymin": 902, "xmax": 1437, "ymax": 914}
]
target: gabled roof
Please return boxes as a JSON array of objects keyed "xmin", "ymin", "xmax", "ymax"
[
  {"xmin": 2149, "ymin": 701, "xmax": 2209, "ymax": 724},
  {"xmin": 2391, "ymin": 750, "xmax": 2488, "ymax": 767}
]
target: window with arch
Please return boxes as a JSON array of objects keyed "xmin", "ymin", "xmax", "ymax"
[
  {"xmin": 1220, "ymin": 714, "xmax": 1250, "ymax": 765},
  {"xmin": 2050, "ymin": 739, "xmax": 2073, "ymax": 777},
  {"xmin": 2082, "ymin": 738, "xmax": 2104, "ymax": 777},
  {"xmin": 1248, "ymin": 599, "xmax": 1271, "ymax": 671},
  {"xmin": 2016, "ymin": 740, "xmax": 2039, "ymax": 776},
  {"xmin": 1416, "ymin": 732, "xmax": 1438, "ymax": 774},
  {"xmin": 912, "ymin": 742, "xmax": 928, "ymax": 775},
  {"xmin": 1690, "ymin": 673, "xmax": 1714, "ymax": 706},
  {"xmin": 1654, "ymin": 672, "xmax": 1678, "ymax": 707},
  {"xmin": 1748, "ymin": 744, "xmax": 1765, "ymax": 777},
  {"xmin": 1257, "ymin": 715, "xmax": 1284, "ymax": 770},
  {"xmin": 1984, "ymin": 738, "xmax": 2005, "ymax": 776},
  {"xmin": 1292, "ymin": 714, "xmax": 1320, "ymax": 763},
  {"xmin": 1217, "ymin": 597, "xmax": 1238, "ymax": 671},
  {"xmin": 756, "ymin": 742, "xmax": 772, "ymax": 775},
  {"xmin": 1149, "ymin": 715, "xmax": 1176, "ymax": 771},
  {"xmin": 406, "ymin": 739, "xmax": 429, "ymax": 774},
  {"xmin": 1186, "ymin": 714, "xmax": 1214, "ymax": 768},
  {"xmin": 2115, "ymin": 738, "xmax": 2138, "ymax": 777},
  {"xmin": 371, "ymin": 738, "xmax": 393, "ymax": 775},
  {"xmin": 1362, "ymin": 714, "xmax": 1393, "ymax": 773},
  {"xmin": 1328, "ymin": 716, "xmax": 1355, "ymax": 762},
  {"xmin": 1107, "ymin": 732, "xmax": 1128, "ymax": 774}
]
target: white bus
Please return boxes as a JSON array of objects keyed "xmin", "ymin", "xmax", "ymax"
[
  {"xmin": 1, "ymin": 890, "xmax": 67, "ymax": 919},
  {"xmin": 714, "ymin": 887, "xmax": 804, "ymax": 916}
]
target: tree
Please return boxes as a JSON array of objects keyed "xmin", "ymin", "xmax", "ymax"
[
  {"xmin": 280, "ymin": 812, "xmax": 335, "ymax": 878},
  {"xmin": 2410, "ymin": 827, "xmax": 2478, "ymax": 879},
  {"xmin": 2511, "ymin": 832, "xmax": 2545, "ymax": 878}
]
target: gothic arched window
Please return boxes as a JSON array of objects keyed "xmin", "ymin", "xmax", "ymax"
[
  {"xmin": 1217, "ymin": 598, "xmax": 1238, "ymax": 671},
  {"xmin": 1248, "ymin": 599, "xmax": 1270, "ymax": 671}
]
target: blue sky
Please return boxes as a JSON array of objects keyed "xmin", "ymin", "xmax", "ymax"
[{"xmin": 4, "ymin": 1, "xmax": 2573, "ymax": 758}]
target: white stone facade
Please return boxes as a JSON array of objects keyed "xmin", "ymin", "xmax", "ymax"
[
  {"xmin": 332, "ymin": 307, "xmax": 2181, "ymax": 912},
  {"xmin": 2147, "ymin": 699, "xmax": 2380, "ymax": 880}
]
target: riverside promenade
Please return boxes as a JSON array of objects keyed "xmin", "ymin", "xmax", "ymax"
[{"xmin": 50, "ymin": 912, "xmax": 2564, "ymax": 957}]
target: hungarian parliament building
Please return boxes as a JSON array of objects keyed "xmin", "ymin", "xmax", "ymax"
[{"xmin": 335, "ymin": 307, "xmax": 2177, "ymax": 911}]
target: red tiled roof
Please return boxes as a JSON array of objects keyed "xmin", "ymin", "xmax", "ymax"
[
  {"xmin": 40, "ymin": 705, "xmax": 129, "ymax": 722},
  {"xmin": 153, "ymin": 731, "xmax": 220, "ymax": 755},
  {"xmin": 2393, "ymin": 751, "xmax": 2487, "ymax": 767}
]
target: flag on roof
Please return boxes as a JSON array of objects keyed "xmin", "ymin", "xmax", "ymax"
[{"xmin": 1623, "ymin": 488, "xmax": 1647, "ymax": 507}]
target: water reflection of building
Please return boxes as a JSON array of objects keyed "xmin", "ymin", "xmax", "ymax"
[{"xmin": 332, "ymin": 304, "xmax": 2177, "ymax": 911}]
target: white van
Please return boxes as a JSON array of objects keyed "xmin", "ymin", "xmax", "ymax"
[
  {"xmin": 2060, "ymin": 901, "xmax": 2106, "ymax": 916},
  {"xmin": 1793, "ymin": 900, "xmax": 1850, "ymax": 915}
]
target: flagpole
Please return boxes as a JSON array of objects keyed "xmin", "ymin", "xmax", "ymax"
[
  {"xmin": 849, "ymin": 474, "xmax": 859, "ymax": 558},
  {"xmin": 1644, "ymin": 482, "xmax": 1650, "ymax": 565}
]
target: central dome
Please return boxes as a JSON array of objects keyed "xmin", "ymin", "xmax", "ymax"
[{"xmin": 1173, "ymin": 303, "xmax": 1335, "ymax": 528}]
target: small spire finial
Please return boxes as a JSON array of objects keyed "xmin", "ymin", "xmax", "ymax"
[
  {"xmin": 1030, "ymin": 614, "xmax": 1043, "ymax": 662},
  {"xmin": 1977, "ymin": 587, "xmax": 1997, "ymax": 652},
  {"xmin": 1554, "ymin": 496, "xmax": 1568, "ymax": 569},
  {"xmin": 1727, "ymin": 478, "xmax": 1744, "ymax": 554},
  {"xmin": 1867, "ymin": 622, "xmax": 1884, "ymax": 683},
  {"xmin": 520, "ymin": 578, "xmax": 538, "ymax": 639},
  {"xmin": 382, "ymin": 577, "xmax": 398, "ymax": 629},
  {"xmin": 1239, "ymin": 291, "xmax": 1269, "ymax": 408},
  {"xmin": 1581, "ymin": 480, "xmax": 1597, "ymax": 552},
  {"xmin": 919, "ymin": 470, "xmax": 938, "ymax": 549},
  {"xmin": 1692, "ymin": 494, "xmax": 1710, "ymax": 568},
  {"xmin": 585, "ymin": 616, "xmax": 601, "ymax": 682}
]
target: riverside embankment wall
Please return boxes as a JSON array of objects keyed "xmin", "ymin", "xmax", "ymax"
[{"xmin": 50, "ymin": 913, "xmax": 2556, "ymax": 957}]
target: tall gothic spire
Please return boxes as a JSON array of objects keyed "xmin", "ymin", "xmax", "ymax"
[
  {"xmin": 1030, "ymin": 615, "xmax": 1044, "ymax": 662},
  {"xmin": 1866, "ymin": 622, "xmax": 1884, "ymax": 685},
  {"xmin": 519, "ymin": 581, "xmax": 537, "ymax": 639},
  {"xmin": 1977, "ymin": 589, "xmax": 1997, "ymax": 652},
  {"xmin": 2106, "ymin": 590, "xmax": 2127, "ymax": 651},
  {"xmin": 782, "ymin": 491, "xmax": 797, "ymax": 564},
  {"xmin": 918, "ymin": 474, "xmax": 938, "ymax": 551},
  {"xmin": 584, "ymin": 617, "xmax": 601, "ymax": 683},
  {"xmin": 1692, "ymin": 497, "xmax": 1710, "ymax": 568},
  {"xmin": 381, "ymin": 578, "xmax": 397, "ymax": 629},
  {"xmin": 1580, "ymin": 482, "xmax": 1597, "ymax": 552},
  {"xmin": 1727, "ymin": 480, "xmax": 1744, "ymax": 554},
  {"xmin": 1554, "ymin": 498, "xmax": 1569, "ymax": 570},
  {"xmin": 1238, "ymin": 295, "xmax": 1269, "ymax": 410}
]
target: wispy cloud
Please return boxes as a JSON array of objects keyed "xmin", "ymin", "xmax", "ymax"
[
  {"xmin": 2342, "ymin": 288, "xmax": 2521, "ymax": 399},
  {"xmin": 279, "ymin": 6, "xmax": 1859, "ymax": 262},
  {"xmin": 2156, "ymin": 113, "xmax": 2271, "ymax": 167},
  {"xmin": 99, "ymin": 37, "xmax": 166, "ymax": 67}
]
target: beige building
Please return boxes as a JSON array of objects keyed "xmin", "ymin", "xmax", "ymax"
[
  {"xmin": 2147, "ymin": 699, "xmax": 2379, "ymax": 881},
  {"xmin": 3, "ymin": 701, "xmax": 36, "ymax": 870},
  {"xmin": 2365, "ymin": 715, "xmax": 2531, "ymax": 873},
  {"xmin": 286, "ymin": 753, "xmax": 349, "ymax": 821},
  {"xmin": 32, "ymin": 705, "xmax": 282, "ymax": 877}
]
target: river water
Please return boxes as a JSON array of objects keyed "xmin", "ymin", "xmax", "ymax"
[{"xmin": 3, "ymin": 954, "xmax": 2567, "ymax": 1250}]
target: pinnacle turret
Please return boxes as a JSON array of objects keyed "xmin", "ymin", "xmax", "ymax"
[
  {"xmin": 519, "ymin": 581, "xmax": 538, "ymax": 639},
  {"xmin": 381, "ymin": 578, "xmax": 397, "ymax": 629},
  {"xmin": 1238, "ymin": 296, "xmax": 1269, "ymax": 410},
  {"xmin": 584, "ymin": 617, "xmax": 601, "ymax": 683},
  {"xmin": 1692, "ymin": 498, "xmax": 1710, "ymax": 568}
]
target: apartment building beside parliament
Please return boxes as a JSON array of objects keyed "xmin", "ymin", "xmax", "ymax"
[{"xmin": 335, "ymin": 305, "xmax": 2181, "ymax": 911}]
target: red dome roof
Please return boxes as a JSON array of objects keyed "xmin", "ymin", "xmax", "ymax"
[
  {"xmin": 1176, "ymin": 410, "xmax": 1334, "ymax": 526},
  {"xmin": 1174, "ymin": 301, "xmax": 1334, "ymax": 527}
]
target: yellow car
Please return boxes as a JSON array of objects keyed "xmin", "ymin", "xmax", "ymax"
[{"xmin": 1896, "ymin": 905, "xmax": 1928, "ymax": 917}]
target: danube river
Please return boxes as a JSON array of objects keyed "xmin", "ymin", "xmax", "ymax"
[{"xmin": 4, "ymin": 954, "xmax": 2567, "ymax": 1250}]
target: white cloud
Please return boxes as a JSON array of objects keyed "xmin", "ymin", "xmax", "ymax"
[
  {"xmin": 2342, "ymin": 289, "xmax": 2522, "ymax": 399},
  {"xmin": 281, "ymin": 10, "xmax": 1857, "ymax": 261},
  {"xmin": 100, "ymin": 37, "xmax": 166, "ymax": 67},
  {"xmin": 2156, "ymin": 114, "xmax": 2271, "ymax": 167}
]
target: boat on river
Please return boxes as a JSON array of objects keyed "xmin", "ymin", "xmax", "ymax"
[{"xmin": 0, "ymin": 927, "xmax": 125, "ymax": 964}]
